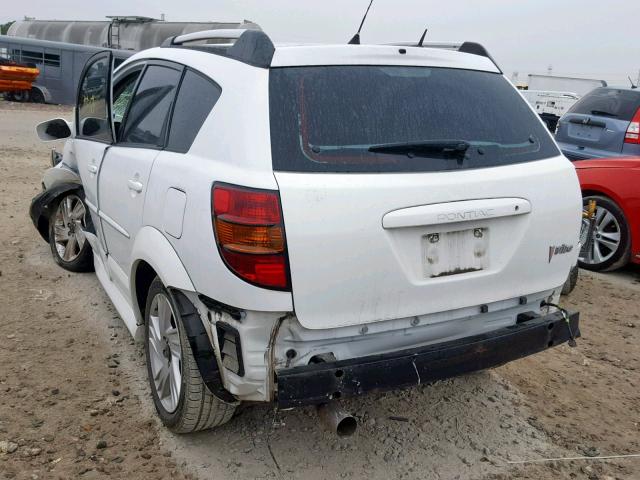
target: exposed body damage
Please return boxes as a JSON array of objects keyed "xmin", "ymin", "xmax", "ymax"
[
  {"xmin": 186, "ymin": 286, "xmax": 573, "ymax": 406},
  {"xmin": 275, "ymin": 309, "xmax": 580, "ymax": 408}
]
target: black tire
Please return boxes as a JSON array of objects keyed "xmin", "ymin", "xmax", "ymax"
[
  {"xmin": 30, "ymin": 87, "xmax": 45, "ymax": 103},
  {"xmin": 144, "ymin": 278, "xmax": 236, "ymax": 433},
  {"xmin": 48, "ymin": 192, "xmax": 94, "ymax": 273},
  {"xmin": 11, "ymin": 90, "xmax": 29, "ymax": 102},
  {"xmin": 578, "ymin": 195, "xmax": 631, "ymax": 272},
  {"xmin": 561, "ymin": 264, "xmax": 579, "ymax": 296}
]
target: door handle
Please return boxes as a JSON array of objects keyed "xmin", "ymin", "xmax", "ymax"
[
  {"xmin": 127, "ymin": 179, "xmax": 143, "ymax": 193},
  {"xmin": 87, "ymin": 164, "xmax": 98, "ymax": 174}
]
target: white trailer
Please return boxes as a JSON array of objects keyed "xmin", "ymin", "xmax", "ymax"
[
  {"xmin": 527, "ymin": 74, "xmax": 607, "ymax": 97},
  {"xmin": 520, "ymin": 90, "xmax": 581, "ymax": 131}
]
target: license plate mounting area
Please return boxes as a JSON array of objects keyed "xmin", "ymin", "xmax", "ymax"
[{"xmin": 423, "ymin": 227, "xmax": 489, "ymax": 278}]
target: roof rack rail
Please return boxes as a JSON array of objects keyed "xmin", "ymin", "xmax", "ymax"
[
  {"xmin": 161, "ymin": 29, "xmax": 275, "ymax": 69},
  {"xmin": 387, "ymin": 40, "xmax": 502, "ymax": 73}
]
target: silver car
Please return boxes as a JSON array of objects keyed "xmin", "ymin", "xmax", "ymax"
[{"xmin": 556, "ymin": 87, "xmax": 640, "ymax": 160}]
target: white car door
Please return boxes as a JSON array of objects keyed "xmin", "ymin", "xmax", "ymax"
[
  {"xmin": 73, "ymin": 51, "xmax": 114, "ymax": 246},
  {"xmin": 97, "ymin": 62, "xmax": 184, "ymax": 295}
]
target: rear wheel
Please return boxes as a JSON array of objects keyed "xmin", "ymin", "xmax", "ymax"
[
  {"xmin": 30, "ymin": 87, "xmax": 45, "ymax": 104},
  {"xmin": 144, "ymin": 278, "xmax": 236, "ymax": 433},
  {"xmin": 48, "ymin": 193, "xmax": 94, "ymax": 272},
  {"xmin": 578, "ymin": 195, "xmax": 630, "ymax": 272}
]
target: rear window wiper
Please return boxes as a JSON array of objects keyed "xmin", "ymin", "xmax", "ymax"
[
  {"xmin": 590, "ymin": 110, "xmax": 618, "ymax": 117},
  {"xmin": 368, "ymin": 140, "xmax": 470, "ymax": 157}
]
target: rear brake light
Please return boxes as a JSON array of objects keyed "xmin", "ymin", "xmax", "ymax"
[
  {"xmin": 212, "ymin": 183, "xmax": 290, "ymax": 290},
  {"xmin": 625, "ymin": 108, "xmax": 640, "ymax": 144}
]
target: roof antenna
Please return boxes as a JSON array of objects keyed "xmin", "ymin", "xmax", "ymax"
[
  {"xmin": 348, "ymin": 0, "xmax": 374, "ymax": 45},
  {"xmin": 629, "ymin": 76, "xmax": 638, "ymax": 89},
  {"xmin": 417, "ymin": 28, "xmax": 428, "ymax": 47}
]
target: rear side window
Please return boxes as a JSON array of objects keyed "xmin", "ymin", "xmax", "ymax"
[
  {"xmin": 567, "ymin": 88, "xmax": 640, "ymax": 121},
  {"xmin": 269, "ymin": 66, "xmax": 559, "ymax": 173},
  {"xmin": 120, "ymin": 65, "xmax": 182, "ymax": 147},
  {"xmin": 166, "ymin": 70, "xmax": 221, "ymax": 153}
]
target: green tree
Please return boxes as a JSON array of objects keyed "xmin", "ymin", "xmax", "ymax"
[{"xmin": 1, "ymin": 21, "xmax": 15, "ymax": 35}]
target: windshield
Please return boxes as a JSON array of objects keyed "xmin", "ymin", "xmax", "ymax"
[{"xmin": 269, "ymin": 66, "xmax": 559, "ymax": 173}]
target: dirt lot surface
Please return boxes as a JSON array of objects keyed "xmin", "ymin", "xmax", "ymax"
[{"xmin": 1, "ymin": 101, "xmax": 639, "ymax": 480}]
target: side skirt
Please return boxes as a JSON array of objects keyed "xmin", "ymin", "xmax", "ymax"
[{"xmin": 94, "ymin": 253, "xmax": 142, "ymax": 340}]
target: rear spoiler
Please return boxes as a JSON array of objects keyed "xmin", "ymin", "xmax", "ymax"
[
  {"xmin": 161, "ymin": 29, "xmax": 275, "ymax": 69},
  {"xmin": 386, "ymin": 41, "xmax": 502, "ymax": 74}
]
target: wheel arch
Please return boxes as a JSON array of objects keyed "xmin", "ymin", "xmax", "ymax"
[
  {"xmin": 30, "ymin": 85, "xmax": 50, "ymax": 103},
  {"xmin": 581, "ymin": 187, "xmax": 630, "ymax": 224},
  {"xmin": 130, "ymin": 227, "xmax": 196, "ymax": 325}
]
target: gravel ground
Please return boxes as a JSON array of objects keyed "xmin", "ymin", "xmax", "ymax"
[{"xmin": 0, "ymin": 101, "xmax": 638, "ymax": 480}]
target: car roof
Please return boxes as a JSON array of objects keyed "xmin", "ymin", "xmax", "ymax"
[
  {"xmin": 122, "ymin": 30, "xmax": 502, "ymax": 75},
  {"xmin": 123, "ymin": 43, "xmax": 500, "ymax": 76},
  {"xmin": 269, "ymin": 44, "xmax": 500, "ymax": 72}
]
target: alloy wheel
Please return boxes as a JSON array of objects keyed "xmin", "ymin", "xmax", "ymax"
[
  {"xmin": 148, "ymin": 293, "xmax": 182, "ymax": 413},
  {"xmin": 53, "ymin": 194, "xmax": 87, "ymax": 262},
  {"xmin": 579, "ymin": 204, "xmax": 621, "ymax": 265}
]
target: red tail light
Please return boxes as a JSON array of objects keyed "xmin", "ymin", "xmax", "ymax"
[
  {"xmin": 212, "ymin": 183, "xmax": 290, "ymax": 290},
  {"xmin": 625, "ymin": 108, "xmax": 640, "ymax": 144}
]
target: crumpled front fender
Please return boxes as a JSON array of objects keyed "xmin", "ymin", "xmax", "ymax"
[{"xmin": 29, "ymin": 182, "xmax": 83, "ymax": 242}]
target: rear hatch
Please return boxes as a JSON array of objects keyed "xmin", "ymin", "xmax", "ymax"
[
  {"xmin": 556, "ymin": 87, "xmax": 640, "ymax": 158},
  {"xmin": 269, "ymin": 65, "xmax": 581, "ymax": 330}
]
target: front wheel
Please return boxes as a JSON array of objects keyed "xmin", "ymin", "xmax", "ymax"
[
  {"xmin": 578, "ymin": 195, "xmax": 631, "ymax": 272},
  {"xmin": 144, "ymin": 278, "xmax": 236, "ymax": 433},
  {"xmin": 48, "ymin": 193, "xmax": 94, "ymax": 272}
]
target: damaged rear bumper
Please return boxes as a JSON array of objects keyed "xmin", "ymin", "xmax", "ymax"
[{"xmin": 276, "ymin": 310, "xmax": 579, "ymax": 408}]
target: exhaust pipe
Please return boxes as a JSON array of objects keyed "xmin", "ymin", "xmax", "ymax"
[{"xmin": 317, "ymin": 401, "xmax": 357, "ymax": 437}]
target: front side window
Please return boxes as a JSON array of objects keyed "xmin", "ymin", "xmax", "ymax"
[
  {"xmin": 119, "ymin": 65, "xmax": 182, "ymax": 147},
  {"xmin": 269, "ymin": 66, "xmax": 560, "ymax": 173},
  {"xmin": 77, "ymin": 53, "xmax": 112, "ymax": 142}
]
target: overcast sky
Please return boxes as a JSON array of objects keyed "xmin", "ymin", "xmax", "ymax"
[{"xmin": 2, "ymin": 0, "xmax": 638, "ymax": 86}]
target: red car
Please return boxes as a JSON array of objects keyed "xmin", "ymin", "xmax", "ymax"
[{"xmin": 574, "ymin": 158, "xmax": 640, "ymax": 271}]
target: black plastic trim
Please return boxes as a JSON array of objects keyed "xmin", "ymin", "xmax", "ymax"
[
  {"xmin": 276, "ymin": 310, "xmax": 580, "ymax": 408},
  {"xmin": 170, "ymin": 289, "xmax": 237, "ymax": 404},
  {"xmin": 198, "ymin": 294, "xmax": 243, "ymax": 321},
  {"xmin": 458, "ymin": 42, "xmax": 503, "ymax": 74},
  {"xmin": 569, "ymin": 118, "xmax": 607, "ymax": 128},
  {"xmin": 162, "ymin": 30, "xmax": 275, "ymax": 69},
  {"xmin": 216, "ymin": 322, "xmax": 245, "ymax": 377},
  {"xmin": 29, "ymin": 183, "xmax": 83, "ymax": 242}
]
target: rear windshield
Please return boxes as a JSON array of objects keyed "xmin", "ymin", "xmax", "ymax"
[
  {"xmin": 567, "ymin": 88, "xmax": 640, "ymax": 121},
  {"xmin": 269, "ymin": 66, "xmax": 559, "ymax": 173}
]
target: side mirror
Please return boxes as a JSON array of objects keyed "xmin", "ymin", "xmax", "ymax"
[
  {"xmin": 81, "ymin": 117, "xmax": 106, "ymax": 137},
  {"xmin": 36, "ymin": 118, "xmax": 73, "ymax": 141}
]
